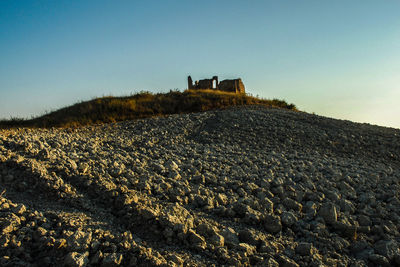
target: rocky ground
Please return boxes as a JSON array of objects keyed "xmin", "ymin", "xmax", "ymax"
[{"xmin": 1, "ymin": 105, "xmax": 400, "ymax": 267}]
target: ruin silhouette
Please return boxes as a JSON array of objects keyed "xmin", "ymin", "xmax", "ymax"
[{"xmin": 188, "ymin": 75, "xmax": 245, "ymax": 94}]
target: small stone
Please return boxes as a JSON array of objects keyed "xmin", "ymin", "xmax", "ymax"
[
  {"xmin": 368, "ymin": 254, "xmax": 390, "ymax": 266},
  {"xmin": 296, "ymin": 242, "xmax": 313, "ymax": 256},
  {"xmin": 10, "ymin": 234, "xmax": 21, "ymax": 247},
  {"xmin": 221, "ymin": 227, "xmax": 239, "ymax": 247},
  {"xmin": 278, "ymin": 255, "xmax": 299, "ymax": 267},
  {"xmin": 283, "ymin": 198, "xmax": 302, "ymax": 212},
  {"xmin": 263, "ymin": 257, "xmax": 279, "ymax": 267},
  {"xmin": 0, "ymin": 234, "xmax": 10, "ymax": 248},
  {"xmin": 264, "ymin": 214, "xmax": 282, "ymax": 234},
  {"xmin": 168, "ymin": 254, "xmax": 183, "ymax": 267},
  {"xmin": 78, "ymin": 162, "xmax": 89, "ymax": 174},
  {"xmin": 238, "ymin": 229, "xmax": 258, "ymax": 246},
  {"xmin": 244, "ymin": 207, "xmax": 263, "ymax": 224},
  {"xmin": 101, "ymin": 252, "xmax": 123, "ymax": 267},
  {"xmin": 69, "ymin": 160, "xmax": 78, "ymax": 170},
  {"xmin": 250, "ymin": 255, "xmax": 264, "ymax": 265},
  {"xmin": 358, "ymin": 226, "xmax": 370, "ymax": 234},
  {"xmin": 233, "ymin": 202, "xmax": 251, "ymax": 217},
  {"xmin": 209, "ymin": 233, "xmax": 224, "ymax": 247},
  {"xmin": 67, "ymin": 230, "xmax": 92, "ymax": 251},
  {"xmin": 374, "ymin": 240, "xmax": 399, "ymax": 260},
  {"xmin": 0, "ymin": 202, "xmax": 10, "ymax": 210},
  {"xmin": 193, "ymin": 194, "xmax": 209, "ymax": 208},
  {"xmin": 188, "ymin": 230, "xmax": 206, "ymax": 249},
  {"xmin": 166, "ymin": 160, "xmax": 179, "ymax": 170},
  {"xmin": 55, "ymin": 238, "xmax": 67, "ymax": 249},
  {"xmin": 12, "ymin": 204, "xmax": 26, "ymax": 215},
  {"xmin": 332, "ymin": 222, "xmax": 357, "ymax": 240},
  {"xmin": 339, "ymin": 182, "xmax": 356, "ymax": 199},
  {"xmin": 152, "ymin": 163, "xmax": 165, "ymax": 173},
  {"xmin": 110, "ymin": 167, "xmax": 123, "ymax": 177},
  {"xmin": 192, "ymin": 174, "xmax": 205, "ymax": 184},
  {"xmin": 237, "ymin": 243, "xmax": 256, "ymax": 255},
  {"xmin": 325, "ymin": 190, "xmax": 340, "ymax": 202},
  {"xmin": 357, "ymin": 215, "xmax": 372, "ymax": 226},
  {"xmin": 263, "ymin": 197, "xmax": 274, "ymax": 213},
  {"xmin": 304, "ymin": 201, "xmax": 317, "ymax": 217},
  {"xmin": 64, "ymin": 251, "xmax": 89, "ymax": 267},
  {"xmin": 216, "ymin": 193, "xmax": 228, "ymax": 205},
  {"xmin": 319, "ymin": 202, "xmax": 337, "ymax": 224},
  {"xmin": 169, "ymin": 170, "xmax": 181, "ymax": 180},
  {"xmin": 354, "ymin": 248, "xmax": 374, "ymax": 261},
  {"xmin": 281, "ymin": 211, "xmax": 297, "ymax": 227},
  {"xmin": 338, "ymin": 199, "xmax": 355, "ymax": 213},
  {"xmin": 351, "ymin": 241, "xmax": 369, "ymax": 254},
  {"xmin": 258, "ymin": 240, "xmax": 276, "ymax": 254}
]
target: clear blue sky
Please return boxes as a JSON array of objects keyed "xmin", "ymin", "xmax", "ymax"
[{"xmin": 1, "ymin": 0, "xmax": 400, "ymax": 128}]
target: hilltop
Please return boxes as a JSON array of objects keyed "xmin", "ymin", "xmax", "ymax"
[{"xmin": 0, "ymin": 90, "xmax": 296, "ymax": 128}]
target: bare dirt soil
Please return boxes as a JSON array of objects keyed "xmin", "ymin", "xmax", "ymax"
[{"xmin": 1, "ymin": 106, "xmax": 400, "ymax": 266}]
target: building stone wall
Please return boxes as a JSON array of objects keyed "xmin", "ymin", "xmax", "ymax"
[
  {"xmin": 218, "ymin": 79, "xmax": 245, "ymax": 94},
  {"xmin": 188, "ymin": 75, "xmax": 245, "ymax": 94}
]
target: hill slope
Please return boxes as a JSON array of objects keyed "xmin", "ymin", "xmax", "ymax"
[
  {"xmin": 1, "ymin": 106, "xmax": 400, "ymax": 266},
  {"xmin": 0, "ymin": 90, "xmax": 296, "ymax": 128}
]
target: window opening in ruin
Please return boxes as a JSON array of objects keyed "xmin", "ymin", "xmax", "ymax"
[{"xmin": 212, "ymin": 80, "xmax": 217, "ymax": 89}]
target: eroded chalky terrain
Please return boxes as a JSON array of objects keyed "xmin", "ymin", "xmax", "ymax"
[{"xmin": 1, "ymin": 106, "xmax": 400, "ymax": 266}]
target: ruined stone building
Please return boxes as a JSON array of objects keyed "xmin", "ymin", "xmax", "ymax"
[{"xmin": 188, "ymin": 75, "xmax": 245, "ymax": 94}]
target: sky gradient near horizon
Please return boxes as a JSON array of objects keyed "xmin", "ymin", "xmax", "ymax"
[{"xmin": 1, "ymin": 0, "xmax": 400, "ymax": 128}]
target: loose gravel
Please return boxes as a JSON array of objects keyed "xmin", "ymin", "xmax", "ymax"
[{"xmin": 1, "ymin": 105, "xmax": 400, "ymax": 266}]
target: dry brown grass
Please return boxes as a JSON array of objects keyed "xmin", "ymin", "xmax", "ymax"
[{"xmin": 0, "ymin": 89, "xmax": 297, "ymax": 128}]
